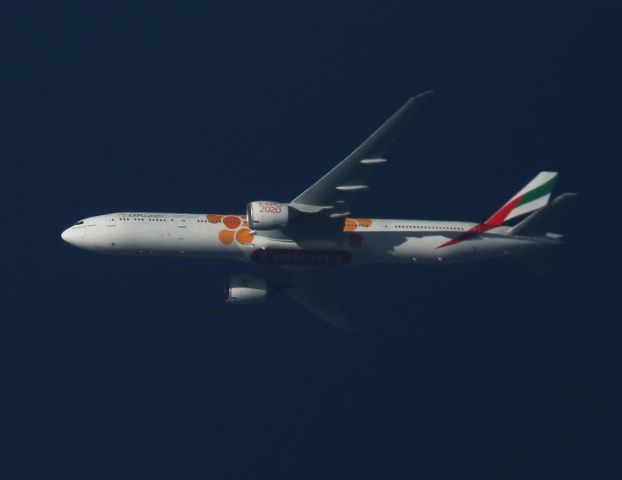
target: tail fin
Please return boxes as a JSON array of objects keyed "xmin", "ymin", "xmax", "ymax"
[{"xmin": 485, "ymin": 171, "xmax": 558, "ymax": 227}]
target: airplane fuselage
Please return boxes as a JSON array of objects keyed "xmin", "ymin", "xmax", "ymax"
[{"xmin": 61, "ymin": 212, "xmax": 558, "ymax": 266}]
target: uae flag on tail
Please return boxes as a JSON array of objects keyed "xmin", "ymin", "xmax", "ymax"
[{"xmin": 486, "ymin": 171, "xmax": 558, "ymax": 226}]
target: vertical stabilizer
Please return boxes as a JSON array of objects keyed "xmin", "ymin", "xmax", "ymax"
[{"xmin": 485, "ymin": 172, "xmax": 557, "ymax": 226}]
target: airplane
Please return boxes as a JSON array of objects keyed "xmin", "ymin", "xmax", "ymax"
[{"xmin": 61, "ymin": 91, "xmax": 577, "ymax": 329}]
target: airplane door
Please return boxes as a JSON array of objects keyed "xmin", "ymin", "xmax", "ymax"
[{"xmin": 175, "ymin": 216, "xmax": 188, "ymax": 253}]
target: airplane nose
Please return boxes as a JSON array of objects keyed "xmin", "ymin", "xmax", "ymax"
[{"xmin": 61, "ymin": 227, "xmax": 78, "ymax": 245}]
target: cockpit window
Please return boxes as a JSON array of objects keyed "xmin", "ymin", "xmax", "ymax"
[{"xmin": 74, "ymin": 221, "xmax": 84, "ymax": 225}]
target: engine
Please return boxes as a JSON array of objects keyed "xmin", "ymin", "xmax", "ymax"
[
  {"xmin": 225, "ymin": 274, "xmax": 268, "ymax": 303},
  {"xmin": 246, "ymin": 201, "xmax": 294, "ymax": 230}
]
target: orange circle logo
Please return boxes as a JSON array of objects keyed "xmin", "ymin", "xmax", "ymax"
[
  {"xmin": 236, "ymin": 228, "xmax": 254, "ymax": 245},
  {"xmin": 218, "ymin": 229, "xmax": 235, "ymax": 245},
  {"xmin": 223, "ymin": 216, "xmax": 241, "ymax": 229}
]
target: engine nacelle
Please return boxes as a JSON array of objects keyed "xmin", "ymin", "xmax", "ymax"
[
  {"xmin": 246, "ymin": 201, "xmax": 293, "ymax": 230},
  {"xmin": 225, "ymin": 275, "xmax": 268, "ymax": 303}
]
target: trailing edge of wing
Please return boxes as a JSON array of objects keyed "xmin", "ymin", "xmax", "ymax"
[
  {"xmin": 283, "ymin": 273, "xmax": 356, "ymax": 331},
  {"xmin": 290, "ymin": 91, "xmax": 433, "ymax": 215}
]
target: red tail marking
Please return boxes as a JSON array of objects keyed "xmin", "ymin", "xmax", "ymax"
[
  {"xmin": 437, "ymin": 223, "xmax": 496, "ymax": 249},
  {"xmin": 485, "ymin": 194, "xmax": 525, "ymax": 226}
]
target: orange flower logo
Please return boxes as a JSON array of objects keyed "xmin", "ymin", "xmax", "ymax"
[
  {"xmin": 223, "ymin": 215, "xmax": 241, "ymax": 229},
  {"xmin": 208, "ymin": 214, "xmax": 255, "ymax": 246},
  {"xmin": 343, "ymin": 218, "xmax": 373, "ymax": 232},
  {"xmin": 209, "ymin": 215, "xmax": 369, "ymax": 247}
]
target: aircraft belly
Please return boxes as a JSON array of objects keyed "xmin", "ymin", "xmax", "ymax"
[
  {"xmin": 357, "ymin": 233, "xmax": 546, "ymax": 264},
  {"xmin": 242, "ymin": 233, "xmax": 434, "ymax": 266},
  {"xmin": 431, "ymin": 236, "xmax": 544, "ymax": 263},
  {"xmin": 384, "ymin": 235, "xmax": 447, "ymax": 263}
]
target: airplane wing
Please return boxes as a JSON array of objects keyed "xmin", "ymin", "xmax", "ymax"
[
  {"xmin": 289, "ymin": 91, "xmax": 433, "ymax": 218},
  {"xmin": 281, "ymin": 270, "xmax": 356, "ymax": 331}
]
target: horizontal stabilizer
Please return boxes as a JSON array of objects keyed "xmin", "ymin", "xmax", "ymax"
[{"xmin": 510, "ymin": 193, "xmax": 579, "ymax": 236}]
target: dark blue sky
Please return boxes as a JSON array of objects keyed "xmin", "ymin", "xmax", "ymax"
[{"xmin": 2, "ymin": 2, "xmax": 621, "ymax": 479}]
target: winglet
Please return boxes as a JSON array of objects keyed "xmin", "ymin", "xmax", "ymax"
[{"xmin": 411, "ymin": 90, "xmax": 434, "ymax": 102}]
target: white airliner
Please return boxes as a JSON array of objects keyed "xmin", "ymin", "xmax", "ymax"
[{"xmin": 61, "ymin": 92, "xmax": 577, "ymax": 329}]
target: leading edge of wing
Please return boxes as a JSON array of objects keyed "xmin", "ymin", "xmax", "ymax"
[{"xmin": 290, "ymin": 91, "xmax": 434, "ymax": 213}]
